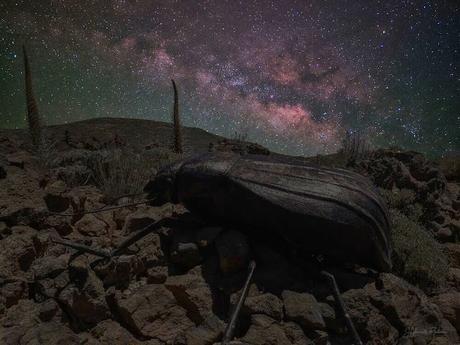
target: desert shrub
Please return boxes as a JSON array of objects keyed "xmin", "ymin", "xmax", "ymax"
[
  {"xmin": 380, "ymin": 188, "xmax": 416, "ymax": 208},
  {"xmin": 340, "ymin": 129, "xmax": 372, "ymax": 164},
  {"xmin": 380, "ymin": 188, "xmax": 424, "ymax": 222},
  {"xmin": 389, "ymin": 209, "xmax": 448, "ymax": 291},
  {"xmin": 89, "ymin": 148, "xmax": 180, "ymax": 202}
]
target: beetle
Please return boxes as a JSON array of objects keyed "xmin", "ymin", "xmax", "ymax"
[
  {"xmin": 145, "ymin": 151, "xmax": 392, "ymax": 272},
  {"xmin": 54, "ymin": 151, "xmax": 392, "ymax": 345}
]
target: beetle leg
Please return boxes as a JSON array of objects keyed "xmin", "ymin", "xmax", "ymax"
[
  {"xmin": 321, "ymin": 270, "xmax": 363, "ymax": 345},
  {"xmin": 52, "ymin": 237, "xmax": 111, "ymax": 258},
  {"xmin": 221, "ymin": 261, "xmax": 256, "ymax": 345},
  {"xmin": 52, "ymin": 218, "xmax": 175, "ymax": 258},
  {"xmin": 110, "ymin": 218, "xmax": 171, "ymax": 256}
]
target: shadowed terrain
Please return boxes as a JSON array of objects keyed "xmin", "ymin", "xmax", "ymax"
[{"xmin": 0, "ymin": 117, "xmax": 459, "ymax": 345}]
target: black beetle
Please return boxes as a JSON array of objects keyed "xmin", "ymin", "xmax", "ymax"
[
  {"xmin": 54, "ymin": 151, "xmax": 392, "ymax": 345},
  {"xmin": 145, "ymin": 151, "xmax": 392, "ymax": 272}
]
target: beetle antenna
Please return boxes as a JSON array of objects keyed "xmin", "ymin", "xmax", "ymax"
[
  {"xmin": 321, "ymin": 270, "xmax": 363, "ymax": 345},
  {"xmin": 52, "ymin": 218, "xmax": 176, "ymax": 258},
  {"xmin": 221, "ymin": 261, "xmax": 256, "ymax": 344},
  {"xmin": 46, "ymin": 198, "xmax": 157, "ymax": 217}
]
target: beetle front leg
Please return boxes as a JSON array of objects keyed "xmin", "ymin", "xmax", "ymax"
[{"xmin": 111, "ymin": 217, "xmax": 174, "ymax": 256}]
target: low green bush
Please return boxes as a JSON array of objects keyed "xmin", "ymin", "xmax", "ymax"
[{"xmin": 389, "ymin": 209, "xmax": 448, "ymax": 291}]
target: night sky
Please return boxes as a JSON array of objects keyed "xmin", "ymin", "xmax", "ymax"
[{"xmin": 1, "ymin": 0, "xmax": 459, "ymax": 157}]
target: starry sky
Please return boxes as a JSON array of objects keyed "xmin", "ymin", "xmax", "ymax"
[{"xmin": 0, "ymin": 0, "xmax": 459, "ymax": 157}]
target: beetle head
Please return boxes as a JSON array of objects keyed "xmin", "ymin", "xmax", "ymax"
[{"xmin": 144, "ymin": 161, "xmax": 182, "ymax": 206}]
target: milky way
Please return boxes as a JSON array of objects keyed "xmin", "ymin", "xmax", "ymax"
[{"xmin": 0, "ymin": 0, "xmax": 459, "ymax": 157}]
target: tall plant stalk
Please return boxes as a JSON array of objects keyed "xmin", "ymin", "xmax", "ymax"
[
  {"xmin": 23, "ymin": 45, "xmax": 42, "ymax": 150},
  {"xmin": 171, "ymin": 79, "xmax": 183, "ymax": 154}
]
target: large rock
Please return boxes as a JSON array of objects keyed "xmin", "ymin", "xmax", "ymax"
[
  {"xmin": 246, "ymin": 293, "xmax": 284, "ymax": 321},
  {"xmin": 432, "ymin": 291, "xmax": 460, "ymax": 333},
  {"xmin": 447, "ymin": 267, "xmax": 460, "ymax": 289},
  {"xmin": 122, "ymin": 209, "xmax": 157, "ymax": 234},
  {"xmin": 122, "ymin": 204, "xmax": 174, "ymax": 234},
  {"xmin": 342, "ymin": 273, "xmax": 457, "ymax": 344},
  {"xmin": 111, "ymin": 283, "xmax": 194, "ymax": 342},
  {"xmin": 30, "ymin": 254, "xmax": 69, "ymax": 280},
  {"xmin": 358, "ymin": 149, "xmax": 459, "ymax": 243},
  {"xmin": 0, "ymin": 299, "xmax": 81, "ymax": 345},
  {"xmin": 58, "ymin": 268, "xmax": 110, "ymax": 326},
  {"xmin": 0, "ymin": 225, "xmax": 38, "ymax": 278},
  {"xmin": 93, "ymin": 254, "xmax": 145, "ymax": 288},
  {"xmin": 185, "ymin": 313, "xmax": 225, "ymax": 345},
  {"xmin": 90, "ymin": 319, "xmax": 162, "ymax": 345},
  {"xmin": 0, "ymin": 157, "xmax": 47, "ymax": 221},
  {"xmin": 318, "ymin": 302, "xmax": 340, "ymax": 333},
  {"xmin": 41, "ymin": 214, "xmax": 73, "ymax": 236},
  {"xmin": 282, "ymin": 290, "xmax": 325, "ymax": 331},
  {"xmin": 240, "ymin": 314, "xmax": 313, "ymax": 345},
  {"xmin": 445, "ymin": 243, "xmax": 460, "ymax": 269},
  {"xmin": 165, "ymin": 266, "xmax": 214, "ymax": 324},
  {"xmin": 35, "ymin": 271, "xmax": 70, "ymax": 301},
  {"xmin": 124, "ymin": 231, "xmax": 165, "ymax": 268},
  {"xmin": 146, "ymin": 265, "xmax": 168, "ymax": 284},
  {"xmin": 74, "ymin": 213, "xmax": 114, "ymax": 237},
  {"xmin": 43, "ymin": 180, "xmax": 70, "ymax": 212},
  {"xmin": 341, "ymin": 286, "xmax": 399, "ymax": 344},
  {"xmin": 0, "ymin": 279, "xmax": 28, "ymax": 309}
]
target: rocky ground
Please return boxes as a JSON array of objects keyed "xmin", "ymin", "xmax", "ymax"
[{"xmin": 0, "ymin": 118, "xmax": 459, "ymax": 345}]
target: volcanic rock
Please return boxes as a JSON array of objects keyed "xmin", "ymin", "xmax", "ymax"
[
  {"xmin": 240, "ymin": 314, "xmax": 313, "ymax": 345},
  {"xmin": 58, "ymin": 267, "xmax": 110, "ymax": 326},
  {"xmin": 74, "ymin": 214, "xmax": 112, "ymax": 237},
  {"xmin": 111, "ymin": 282, "xmax": 194, "ymax": 342},
  {"xmin": 0, "ymin": 299, "xmax": 81, "ymax": 345},
  {"xmin": 282, "ymin": 290, "xmax": 325, "ymax": 331},
  {"xmin": 165, "ymin": 266, "xmax": 214, "ymax": 324},
  {"xmin": 90, "ymin": 319, "xmax": 162, "ymax": 345},
  {"xmin": 0, "ymin": 279, "xmax": 28, "ymax": 309},
  {"xmin": 446, "ymin": 243, "xmax": 460, "ymax": 269},
  {"xmin": 185, "ymin": 313, "xmax": 225, "ymax": 345},
  {"xmin": 432, "ymin": 291, "xmax": 460, "ymax": 333},
  {"xmin": 0, "ymin": 225, "xmax": 38, "ymax": 278},
  {"xmin": 242, "ymin": 292, "xmax": 284, "ymax": 321}
]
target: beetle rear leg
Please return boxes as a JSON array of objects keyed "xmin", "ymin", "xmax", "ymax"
[
  {"xmin": 221, "ymin": 260, "xmax": 256, "ymax": 345},
  {"xmin": 321, "ymin": 270, "xmax": 363, "ymax": 345}
]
